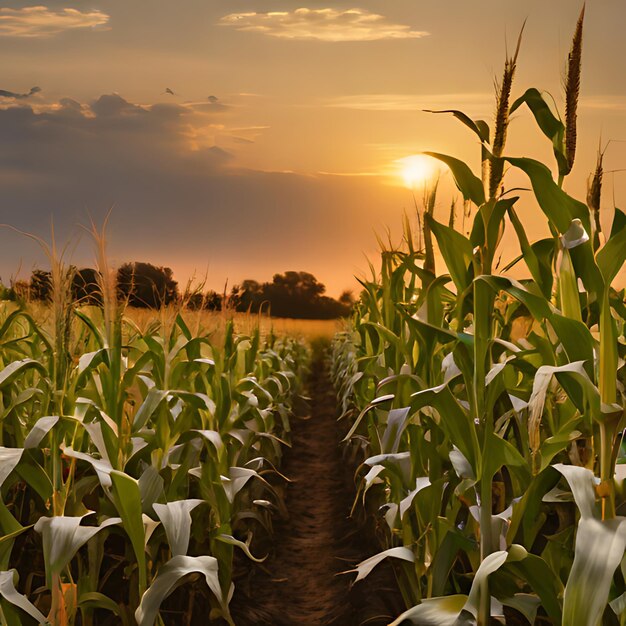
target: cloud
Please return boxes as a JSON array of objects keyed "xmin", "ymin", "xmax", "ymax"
[
  {"xmin": 0, "ymin": 93, "xmax": 406, "ymax": 295},
  {"xmin": 325, "ymin": 93, "xmax": 492, "ymax": 112},
  {"xmin": 580, "ymin": 95, "xmax": 626, "ymax": 112},
  {"xmin": 0, "ymin": 86, "xmax": 41, "ymax": 100},
  {"xmin": 0, "ymin": 6, "xmax": 109, "ymax": 37},
  {"xmin": 219, "ymin": 8, "xmax": 428, "ymax": 42}
]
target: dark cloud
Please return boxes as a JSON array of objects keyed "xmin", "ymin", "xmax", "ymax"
[
  {"xmin": 0, "ymin": 86, "xmax": 41, "ymax": 100},
  {"xmin": 0, "ymin": 93, "xmax": 406, "ymax": 293}
]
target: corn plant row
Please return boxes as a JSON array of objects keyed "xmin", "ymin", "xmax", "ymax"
[
  {"xmin": 0, "ymin": 257, "xmax": 308, "ymax": 625},
  {"xmin": 333, "ymin": 11, "xmax": 626, "ymax": 626}
]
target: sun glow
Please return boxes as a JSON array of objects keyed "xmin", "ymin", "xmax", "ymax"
[{"xmin": 398, "ymin": 154, "xmax": 437, "ymax": 189}]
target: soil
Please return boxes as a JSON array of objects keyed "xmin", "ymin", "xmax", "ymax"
[{"xmin": 231, "ymin": 347, "xmax": 404, "ymax": 626}]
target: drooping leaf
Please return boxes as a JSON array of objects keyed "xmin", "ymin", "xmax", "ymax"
[
  {"xmin": 424, "ymin": 109, "xmax": 490, "ymax": 143},
  {"xmin": 388, "ymin": 594, "xmax": 468, "ymax": 626},
  {"xmin": 562, "ymin": 516, "xmax": 626, "ymax": 626},
  {"xmin": 345, "ymin": 546, "xmax": 415, "ymax": 583},
  {"xmin": 0, "ymin": 448, "xmax": 23, "ymax": 488},
  {"xmin": 24, "ymin": 416, "xmax": 59, "ymax": 449},
  {"xmin": 135, "ymin": 555, "xmax": 231, "ymax": 626},
  {"xmin": 505, "ymin": 156, "xmax": 590, "ymax": 233},
  {"xmin": 33, "ymin": 514, "xmax": 120, "ymax": 586},
  {"xmin": 78, "ymin": 591, "xmax": 121, "ymax": 616},
  {"xmin": 153, "ymin": 499, "xmax": 204, "ymax": 557},
  {"xmin": 0, "ymin": 570, "xmax": 48, "ymax": 624},
  {"xmin": 216, "ymin": 534, "xmax": 266, "ymax": 563},
  {"xmin": 0, "ymin": 359, "xmax": 47, "ymax": 389},
  {"xmin": 510, "ymin": 88, "xmax": 567, "ymax": 174},
  {"xmin": 553, "ymin": 464, "xmax": 598, "ymax": 520},
  {"xmin": 62, "ymin": 446, "xmax": 113, "ymax": 489},
  {"xmin": 425, "ymin": 152, "xmax": 485, "ymax": 206}
]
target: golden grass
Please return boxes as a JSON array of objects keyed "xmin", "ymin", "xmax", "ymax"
[{"xmin": 3, "ymin": 299, "xmax": 341, "ymax": 344}]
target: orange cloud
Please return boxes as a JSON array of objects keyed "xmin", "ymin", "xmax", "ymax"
[
  {"xmin": 0, "ymin": 6, "xmax": 109, "ymax": 37},
  {"xmin": 219, "ymin": 8, "xmax": 428, "ymax": 42}
]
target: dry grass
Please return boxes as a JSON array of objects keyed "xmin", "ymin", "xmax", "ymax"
[{"xmin": 4, "ymin": 300, "xmax": 341, "ymax": 344}]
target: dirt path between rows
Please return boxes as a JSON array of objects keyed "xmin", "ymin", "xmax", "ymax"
[{"xmin": 231, "ymin": 348, "xmax": 403, "ymax": 625}]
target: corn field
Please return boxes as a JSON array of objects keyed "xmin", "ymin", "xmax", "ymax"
[
  {"xmin": 0, "ymin": 237, "xmax": 308, "ymax": 625},
  {"xmin": 332, "ymin": 9, "xmax": 626, "ymax": 626},
  {"xmin": 2, "ymin": 8, "xmax": 626, "ymax": 626}
]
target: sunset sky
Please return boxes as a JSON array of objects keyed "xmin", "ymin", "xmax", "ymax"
[{"xmin": 1, "ymin": 1, "xmax": 626, "ymax": 296}]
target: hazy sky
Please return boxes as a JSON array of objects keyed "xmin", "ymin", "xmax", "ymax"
[{"xmin": 1, "ymin": 1, "xmax": 625, "ymax": 295}]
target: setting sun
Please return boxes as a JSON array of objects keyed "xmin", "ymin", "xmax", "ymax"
[{"xmin": 398, "ymin": 154, "xmax": 437, "ymax": 189}]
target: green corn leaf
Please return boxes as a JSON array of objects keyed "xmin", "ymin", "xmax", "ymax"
[
  {"xmin": 390, "ymin": 548, "xmax": 530, "ymax": 625},
  {"xmin": 425, "ymin": 152, "xmax": 485, "ymax": 206},
  {"xmin": 135, "ymin": 555, "xmax": 232, "ymax": 626},
  {"xmin": 138, "ymin": 466, "xmax": 164, "ymax": 515},
  {"xmin": 476, "ymin": 275, "xmax": 553, "ymax": 321},
  {"xmin": 424, "ymin": 110, "xmax": 490, "ymax": 143},
  {"xmin": 364, "ymin": 452, "xmax": 412, "ymax": 487},
  {"xmin": 562, "ymin": 517, "xmax": 626, "ymax": 626},
  {"xmin": 0, "ymin": 448, "xmax": 23, "ymax": 488},
  {"xmin": 504, "ymin": 551, "xmax": 563, "ymax": 623},
  {"xmin": 409, "ymin": 384, "xmax": 480, "ymax": 477},
  {"xmin": 153, "ymin": 499, "xmax": 203, "ymax": 557},
  {"xmin": 425, "ymin": 214, "xmax": 474, "ymax": 293},
  {"xmin": 470, "ymin": 197, "xmax": 517, "ymax": 263},
  {"xmin": 23, "ymin": 416, "xmax": 59, "ymax": 449},
  {"xmin": 62, "ymin": 446, "xmax": 113, "ymax": 489},
  {"xmin": 0, "ymin": 520, "xmax": 30, "ymax": 571},
  {"xmin": 0, "ymin": 359, "xmax": 48, "ymax": 389},
  {"xmin": 110, "ymin": 470, "xmax": 148, "ymax": 594},
  {"xmin": 508, "ymin": 206, "xmax": 554, "ymax": 297},
  {"xmin": 510, "ymin": 88, "xmax": 568, "ymax": 174},
  {"xmin": 553, "ymin": 464, "xmax": 598, "ymax": 519},
  {"xmin": 0, "ymin": 570, "xmax": 48, "ymax": 625},
  {"xmin": 344, "ymin": 546, "xmax": 415, "ymax": 583},
  {"xmin": 388, "ymin": 594, "xmax": 468, "ymax": 625},
  {"xmin": 33, "ymin": 514, "xmax": 120, "ymax": 587},
  {"xmin": 133, "ymin": 388, "xmax": 168, "ymax": 431},
  {"xmin": 380, "ymin": 407, "xmax": 411, "ymax": 454},
  {"xmin": 529, "ymin": 364, "xmax": 600, "ymax": 459},
  {"xmin": 216, "ymin": 534, "xmax": 267, "ymax": 563},
  {"xmin": 596, "ymin": 208, "xmax": 626, "ymax": 286},
  {"xmin": 77, "ymin": 591, "xmax": 121, "ymax": 616},
  {"xmin": 15, "ymin": 460, "xmax": 53, "ymax": 503},
  {"xmin": 558, "ymin": 247, "xmax": 583, "ymax": 322},
  {"xmin": 505, "ymin": 157, "xmax": 590, "ymax": 233},
  {"xmin": 548, "ymin": 314, "xmax": 594, "ymax": 374}
]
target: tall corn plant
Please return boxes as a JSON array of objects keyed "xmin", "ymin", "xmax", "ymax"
[
  {"xmin": 0, "ymin": 229, "xmax": 308, "ymax": 625},
  {"xmin": 334, "ymin": 7, "xmax": 626, "ymax": 625}
]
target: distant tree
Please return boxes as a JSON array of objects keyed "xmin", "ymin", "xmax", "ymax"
[
  {"xmin": 72, "ymin": 268, "xmax": 102, "ymax": 305},
  {"xmin": 269, "ymin": 271, "xmax": 325, "ymax": 300},
  {"xmin": 185, "ymin": 289, "xmax": 222, "ymax": 311},
  {"xmin": 30, "ymin": 269, "xmax": 52, "ymax": 301},
  {"xmin": 117, "ymin": 262, "xmax": 179, "ymax": 308},
  {"xmin": 338, "ymin": 290, "xmax": 355, "ymax": 307},
  {"xmin": 231, "ymin": 270, "xmax": 352, "ymax": 319},
  {"xmin": 231, "ymin": 279, "xmax": 264, "ymax": 312}
]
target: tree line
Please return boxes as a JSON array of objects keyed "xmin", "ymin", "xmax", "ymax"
[{"xmin": 5, "ymin": 263, "xmax": 354, "ymax": 319}]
